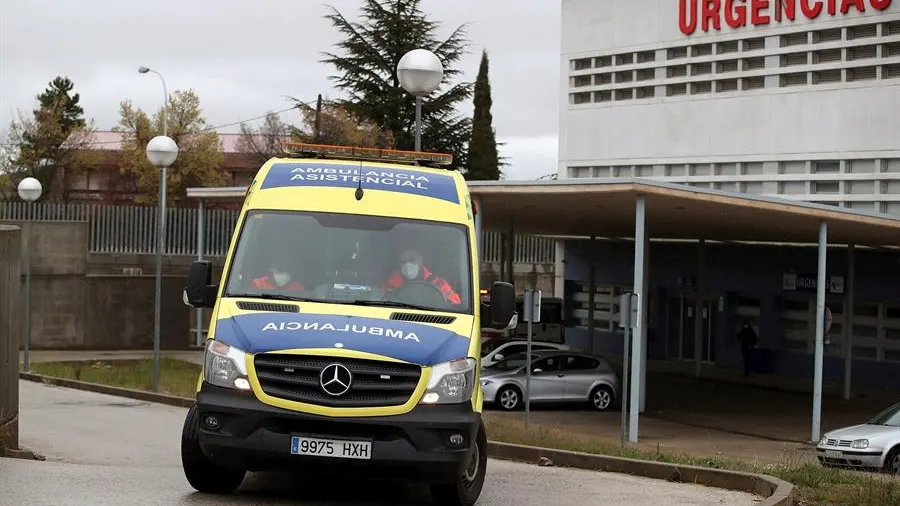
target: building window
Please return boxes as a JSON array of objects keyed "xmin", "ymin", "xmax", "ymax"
[
  {"xmin": 813, "ymin": 161, "xmax": 840, "ymax": 173},
  {"xmin": 812, "ymin": 28, "xmax": 843, "ymax": 43},
  {"xmin": 813, "ymin": 181, "xmax": 840, "ymax": 194}
]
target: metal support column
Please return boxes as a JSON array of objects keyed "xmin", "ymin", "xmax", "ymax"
[
  {"xmin": 506, "ymin": 221, "xmax": 515, "ymax": 284},
  {"xmin": 812, "ymin": 221, "xmax": 828, "ymax": 443},
  {"xmin": 629, "ymin": 196, "xmax": 646, "ymax": 443},
  {"xmin": 843, "ymin": 244, "xmax": 855, "ymax": 401},
  {"xmin": 195, "ymin": 199, "xmax": 205, "ymax": 347},
  {"xmin": 694, "ymin": 239, "xmax": 706, "ymax": 378},
  {"xmin": 639, "ymin": 230, "xmax": 649, "ymax": 412},
  {"xmin": 587, "ymin": 236, "xmax": 596, "ymax": 353}
]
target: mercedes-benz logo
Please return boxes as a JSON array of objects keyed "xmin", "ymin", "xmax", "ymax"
[{"xmin": 319, "ymin": 363, "xmax": 353, "ymax": 396}]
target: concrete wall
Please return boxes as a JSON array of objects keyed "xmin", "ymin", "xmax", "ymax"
[
  {"xmin": 3, "ymin": 220, "xmax": 555, "ymax": 350},
  {"xmin": 562, "ymin": 238, "xmax": 900, "ymax": 389}
]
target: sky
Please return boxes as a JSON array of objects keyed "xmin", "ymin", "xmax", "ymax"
[{"xmin": 0, "ymin": 0, "xmax": 561, "ymax": 180}]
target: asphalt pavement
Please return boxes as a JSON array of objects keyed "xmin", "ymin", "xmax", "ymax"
[{"xmin": 0, "ymin": 381, "xmax": 760, "ymax": 506}]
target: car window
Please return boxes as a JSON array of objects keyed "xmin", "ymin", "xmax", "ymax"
[
  {"xmin": 562, "ymin": 355, "xmax": 600, "ymax": 370},
  {"xmin": 532, "ymin": 355, "xmax": 561, "ymax": 372},
  {"xmin": 499, "ymin": 343, "xmax": 526, "ymax": 356},
  {"xmin": 869, "ymin": 402, "xmax": 900, "ymax": 426}
]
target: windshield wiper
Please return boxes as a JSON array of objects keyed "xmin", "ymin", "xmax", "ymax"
[
  {"xmin": 226, "ymin": 293, "xmax": 315, "ymax": 303},
  {"xmin": 347, "ymin": 299, "xmax": 435, "ymax": 311}
]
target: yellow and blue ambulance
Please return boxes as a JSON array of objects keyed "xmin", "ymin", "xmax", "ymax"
[{"xmin": 180, "ymin": 142, "xmax": 516, "ymax": 506}]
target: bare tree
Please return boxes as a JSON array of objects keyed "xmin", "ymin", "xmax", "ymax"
[{"xmin": 235, "ymin": 112, "xmax": 293, "ymax": 167}]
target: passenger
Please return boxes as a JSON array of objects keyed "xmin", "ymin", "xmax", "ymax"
[
  {"xmin": 251, "ymin": 249, "xmax": 305, "ymax": 291},
  {"xmin": 382, "ymin": 247, "xmax": 461, "ymax": 306}
]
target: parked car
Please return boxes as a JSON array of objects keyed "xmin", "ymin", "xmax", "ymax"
[
  {"xmin": 816, "ymin": 401, "xmax": 900, "ymax": 473},
  {"xmin": 479, "ymin": 350, "xmax": 619, "ymax": 412},
  {"xmin": 480, "ymin": 339, "xmax": 570, "ymax": 368}
]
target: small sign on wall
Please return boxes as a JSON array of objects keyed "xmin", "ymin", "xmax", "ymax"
[{"xmin": 782, "ymin": 273, "xmax": 844, "ymax": 294}]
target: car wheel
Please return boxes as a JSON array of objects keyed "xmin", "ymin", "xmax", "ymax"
[
  {"xmin": 883, "ymin": 446, "xmax": 900, "ymax": 474},
  {"xmin": 430, "ymin": 419, "xmax": 488, "ymax": 506},
  {"xmin": 181, "ymin": 403, "xmax": 246, "ymax": 494},
  {"xmin": 589, "ymin": 385, "xmax": 614, "ymax": 411},
  {"xmin": 495, "ymin": 386, "xmax": 522, "ymax": 411}
]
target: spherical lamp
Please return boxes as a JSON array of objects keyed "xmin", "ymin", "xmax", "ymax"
[
  {"xmin": 146, "ymin": 135, "xmax": 178, "ymax": 168},
  {"xmin": 397, "ymin": 49, "xmax": 445, "ymax": 97},
  {"xmin": 17, "ymin": 177, "xmax": 42, "ymax": 202}
]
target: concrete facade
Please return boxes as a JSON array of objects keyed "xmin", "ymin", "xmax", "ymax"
[
  {"xmin": 561, "ymin": 238, "xmax": 900, "ymax": 389},
  {"xmin": 1, "ymin": 220, "xmax": 555, "ymax": 350},
  {"xmin": 559, "ymin": 0, "xmax": 900, "ymax": 214}
]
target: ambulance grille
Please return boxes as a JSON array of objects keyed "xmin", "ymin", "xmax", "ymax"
[
  {"xmin": 389, "ymin": 312, "xmax": 456, "ymax": 324},
  {"xmin": 253, "ymin": 353, "xmax": 422, "ymax": 408}
]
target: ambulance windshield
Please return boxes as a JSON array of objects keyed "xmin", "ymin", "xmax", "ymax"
[{"xmin": 223, "ymin": 210, "xmax": 474, "ymax": 314}]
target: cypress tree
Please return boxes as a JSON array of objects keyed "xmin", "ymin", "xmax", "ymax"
[{"xmin": 465, "ymin": 50, "xmax": 500, "ymax": 180}]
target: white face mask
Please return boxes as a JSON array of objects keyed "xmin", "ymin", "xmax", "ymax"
[
  {"xmin": 272, "ymin": 270, "xmax": 291, "ymax": 287},
  {"xmin": 401, "ymin": 262, "xmax": 420, "ymax": 280}
]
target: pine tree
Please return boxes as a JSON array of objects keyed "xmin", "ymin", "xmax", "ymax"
[
  {"xmin": 465, "ymin": 50, "xmax": 500, "ymax": 180},
  {"xmin": 3, "ymin": 76, "xmax": 97, "ymax": 200},
  {"xmin": 321, "ymin": 0, "xmax": 474, "ymax": 168}
]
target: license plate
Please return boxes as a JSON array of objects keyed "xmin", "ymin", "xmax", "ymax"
[
  {"xmin": 290, "ymin": 436, "xmax": 372, "ymax": 460},
  {"xmin": 825, "ymin": 450, "xmax": 843, "ymax": 458}
]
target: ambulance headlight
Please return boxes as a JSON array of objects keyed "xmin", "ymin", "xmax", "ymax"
[
  {"xmin": 420, "ymin": 358, "xmax": 476, "ymax": 405},
  {"xmin": 204, "ymin": 340, "xmax": 251, "ymax": 391}
]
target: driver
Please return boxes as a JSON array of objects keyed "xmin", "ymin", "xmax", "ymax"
[
  {"xmin": 382, "ymin": 247, "xmax": 461, "ymax": 306},
  {"xmin": 251, "ymin": 248, "xmax": 305, "ymax": 291}
]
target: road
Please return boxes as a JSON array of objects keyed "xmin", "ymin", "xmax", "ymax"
[{"xmin": 0, "ymin": 381, "xmax": 760, "ymax": 506}]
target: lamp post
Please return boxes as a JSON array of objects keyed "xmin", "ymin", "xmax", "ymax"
[
  {"xmin": 397, "ymin": 49, "xmax": 444, "ymax": 151},
  {"xmin": 17, "ymin": 177, "xmax": 42, "ymax": 372},
  {"xmin": 138, "ymin": 66, "xmax": 168, "ymax": 137},
  {"xmin": 146, "ymin": 135, "xmax": 178, "ymax": 392}
]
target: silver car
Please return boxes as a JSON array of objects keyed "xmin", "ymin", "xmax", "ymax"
[
  {"xmin": 816, "ymin": 401, "xmax": 900, "ymax": 472},
  {"xmin": 479, "ymin": 350, "xmax": 620, "ymax": 412}
]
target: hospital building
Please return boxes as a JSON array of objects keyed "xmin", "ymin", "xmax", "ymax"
[{"xmin": 541, "ymin": 0, "xmax": 900, "ymax": 389}]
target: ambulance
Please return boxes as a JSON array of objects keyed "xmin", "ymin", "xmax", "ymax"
[{"xmin": 180, "ymin": 142, "xmax": 516, "ymax": 506}]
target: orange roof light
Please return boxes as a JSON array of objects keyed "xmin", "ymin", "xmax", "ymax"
[{"xmin": 283, "ymin": 142, "xmax": 453, "ymax": 166}]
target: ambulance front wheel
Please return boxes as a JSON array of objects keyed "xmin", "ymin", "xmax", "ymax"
[
  {"xmin": 430, "ymin": 419, "xmax": 488, "ymax": 506},
  {"xmin": 181, "ymin": 403, "xmax": 247, "ymax": 494}
]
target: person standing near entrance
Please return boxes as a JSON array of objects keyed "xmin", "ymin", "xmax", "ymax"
[{"xmin": 737, "ymin": 321, "xmax": 758, "ymax": 377}]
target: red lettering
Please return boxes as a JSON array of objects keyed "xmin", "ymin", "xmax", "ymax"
[
  {"xmin": 827, "ymin": 0, "xmax": 837, "ymax": 14},
  {"xmin": 679, "ymin": 0, "xmax": 699, "ymax": 35},
  {"xmin": 870, "ymin": 0, "xmax": 892, "ymax": 9},
  {"xmin": 750, "ymin": 0, "xmax": 771, "ymax": 25},
  {"xmin": 840, "ymin": 0, "xmax": 865, "ymax": 12},
  {"xmin": 781, "ymin": 0, "xmax": 797, "ymax": 20},
  {"xmin": 801, "ymin": 0, "xmax": 824, "ymax": 17},
  {"xmin": 725, "ymin": 0, "xmax": 748, "ymax": 27},
  {"xmin": 702, "ymin": 0, "xmax": 723, "ymax": 30}
]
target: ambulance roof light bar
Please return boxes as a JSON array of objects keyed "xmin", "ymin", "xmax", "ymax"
[{"xmin": 283, "ymin": 142, "xmax": 454, "ymax": 168}]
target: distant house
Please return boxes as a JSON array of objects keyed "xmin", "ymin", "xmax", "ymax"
[{"xmin": 49, "ymin": 130, "xmax": 277, "ymax": 206}]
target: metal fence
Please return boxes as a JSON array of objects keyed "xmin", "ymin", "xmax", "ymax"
[{"xmin": 0, "ymin": 201, "xmax": 556, "ymax": 264}]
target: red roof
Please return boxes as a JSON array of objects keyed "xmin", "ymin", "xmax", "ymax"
[{"xmin": 84, "ymin": 130, "xmax": 289, "ymax": 154}]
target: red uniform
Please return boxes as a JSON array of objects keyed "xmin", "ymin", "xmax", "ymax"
[
  {"xmin": 251, "ymin": 275, "xmax": 305, "ymax": 291},
  {"xmin": 383, "ymin": 265, "xmax": 461, "ymax": 305}
]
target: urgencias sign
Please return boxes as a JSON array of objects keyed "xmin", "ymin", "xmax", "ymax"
[{"xmin": 679, "ymin": 0, "xmax": 893, "ymax": 36}]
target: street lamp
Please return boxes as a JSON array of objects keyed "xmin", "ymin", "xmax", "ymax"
[
  {"xmin": 397, "ymin": 49, "xmax": 444, "ymax": 151},
  {"xmin": 138, "ymin": 66, "xmax": 169, "ymax": 137},
  {"xmin": 17, "ymin": 177, "xmax": 42, "ymax": 372},
  {"xmin": 146, "ymin": 135, "xmax": 178, "ymax": 392}
]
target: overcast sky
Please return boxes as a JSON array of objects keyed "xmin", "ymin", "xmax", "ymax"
[{"xmin": 0, "ymin": 0, "xmax": 560, "ymax": 180}]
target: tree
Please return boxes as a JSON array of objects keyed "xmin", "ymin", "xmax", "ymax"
[
  {"xmin": 235, "ymin": 97, "xmax": 396, "ymax": 166},
  {"xmin": 235, "ymin": 111, "xmax": 293, "ymax": 167},
  {"xmin": 0, "ymin": 76, "xmax": 99, "ymax": 201},
  {"xmin": 113, "ymin": 89, "xmax": 226, "ymax": 206},
  {"xmin": 321, "ymin": 0, "xmax": 473, "ymax": 168},
  {"xmin": 465, "ymin": 50, "xmax": 501, "ymax": 181}
]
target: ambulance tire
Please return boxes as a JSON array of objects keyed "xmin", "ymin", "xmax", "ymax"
[
  {"xmin": 181, "ymin": 403, "xmax": 246, "ymax": 494},
  {"xmin": 430, "ymin": 419, "xmax": 488, "ymax": 506}
]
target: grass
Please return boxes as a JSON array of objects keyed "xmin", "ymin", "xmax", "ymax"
[
  {"xmin": 27, "ymin": 358, "xmax": 900, "ymax": 506},
  {"xmin": 29, "ymin": 357, "xmax": 200, "ymax": 398}
]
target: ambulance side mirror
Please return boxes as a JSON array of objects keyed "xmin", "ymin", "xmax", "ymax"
[
  {"xmin": 185, "ymin": 260, "xmax": 217, "ymax": 308},
  {"xmin": 483, "ymin": 281, "xmax": 515, "ymax": 329}
]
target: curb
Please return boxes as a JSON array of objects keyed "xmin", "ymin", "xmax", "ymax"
[{"xmin": 19, "ymin": 372, "xmax": 793, "ymax": 505}]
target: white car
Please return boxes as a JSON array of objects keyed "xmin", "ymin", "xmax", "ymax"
[
  {"xmin": 816, "ymin": 401, "xmax": 900, "ymax": 473},
  {"xmin": 480, "ymin": 339, "xmax": 570, "ymax": 369}
]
